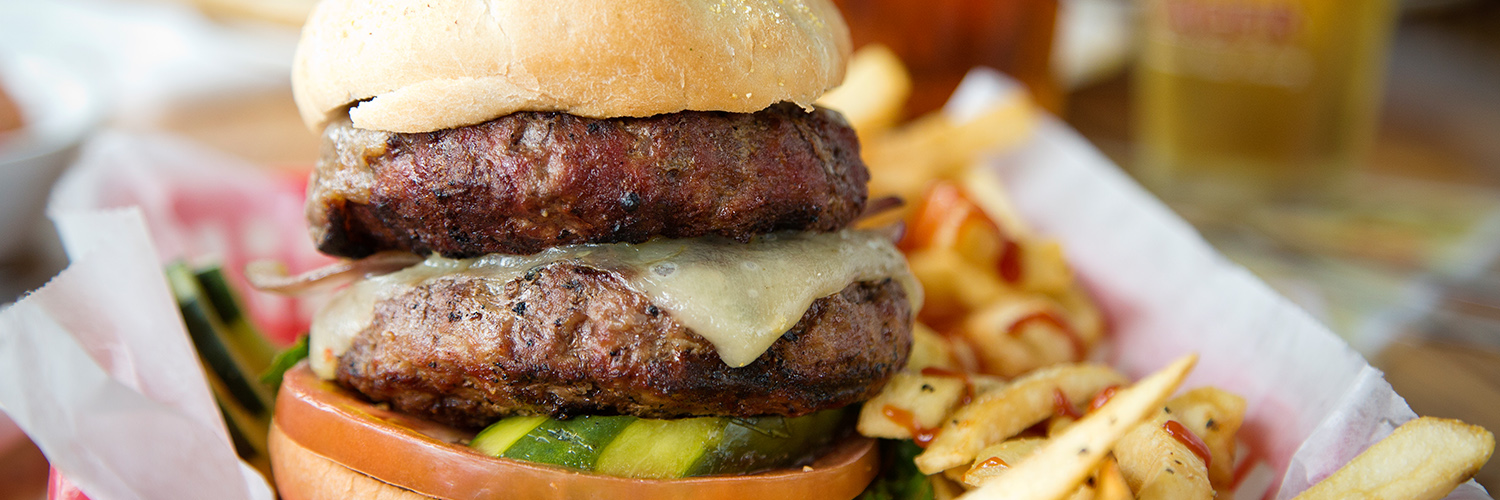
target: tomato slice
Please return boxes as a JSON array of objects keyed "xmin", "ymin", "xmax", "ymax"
[{"xmin": 273, "ymin": 364, "xmax": 879, "ymax": 500}]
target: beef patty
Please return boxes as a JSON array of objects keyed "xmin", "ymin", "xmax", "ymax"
[
  {"xmin": 335, "ymin": 263, "xmax": 913, "ymax": 428},
  {"xmin": 309, "ymin": 103, "xmax": 870, "ymax": 258}
]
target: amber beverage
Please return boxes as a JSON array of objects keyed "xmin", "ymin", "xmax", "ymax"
[
  {"xmin": 0, "ymin": 84, "xmax": 23, "ymax": 133},
  {"xmin": 1135, "ymin": 0, "xmax": 1397, "ymax": 207},
  {"xmin": 832, "ymin": 0, "xmax": 1063, "ymax": 117}
]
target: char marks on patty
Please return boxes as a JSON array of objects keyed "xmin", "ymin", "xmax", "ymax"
[
  {"xmin": 335, "ymin": 262, "xmax": 913, "ymax": 428},
  {"xmin": 309, "ymin": 103, "xmax": 870, "ymax": 258}
]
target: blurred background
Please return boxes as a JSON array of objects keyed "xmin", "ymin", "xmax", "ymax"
[{"xmin": 0, "ymin": 0, "xmax": 1497, "ymax": 497}]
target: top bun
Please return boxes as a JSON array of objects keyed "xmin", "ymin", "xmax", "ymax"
[{"xmin": 292, "ymin": 0, "xmax": 852, "ymax": 133}]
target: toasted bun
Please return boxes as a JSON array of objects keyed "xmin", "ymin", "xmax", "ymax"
[
  {"xmin": 269, "ymin": 422, "xmax": 432, "ymax": 500},
  {"xmin": 292, "ymin": 0, "xmax": 852, "ymax": 133}
]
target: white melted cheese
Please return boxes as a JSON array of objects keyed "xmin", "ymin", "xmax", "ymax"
[{"xmin": 308, "ymin": 230, "xmax": 921, "ymax": 378}]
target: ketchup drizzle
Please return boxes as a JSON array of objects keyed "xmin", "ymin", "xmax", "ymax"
[
  {"xmin": 1051, "ymin": 388, "xmax": 1082, "ymax": 420},
  {"xmin": 1007, "ymin": 311, "xmax": 1087, "ymax": 361},
  {"xmin": 998, "ymin": 238, "xmax": 1023, "ymax": 283},
  {"xmin": 1162, "ymin": 420, "xmax": 1212, "ymax": 468},
  {"xmin": 1088, "ymin": 385, "xmax": 1120, "ymax": 412},
  {"xmin": 975, "ymin": 456, "xmax": 1009, "ymax": 470},
  {"xmin": 882, "ymin": 405, "xmax": 942, "ymax": 448},
  {"xmin": 920, "ymin": 366, "xmax": 976, "ymax": 406}
]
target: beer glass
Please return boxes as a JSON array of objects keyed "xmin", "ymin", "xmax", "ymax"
[{"xmin": 1135, "ymin": 0, "xmax": 1398, "ymax": 207}]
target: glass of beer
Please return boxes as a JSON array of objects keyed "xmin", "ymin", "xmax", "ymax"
[
  {"xmin": 831, "ymin": 0, "xmax": 1064, "ymax": 117},
  {"xmin": 1134, "ymin": 0, "xmax": 1398, "ymax": 208}
]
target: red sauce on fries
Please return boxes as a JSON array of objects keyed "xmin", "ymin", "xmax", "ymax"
[
  {"xmin": 901, "ymin": 182, "xmax": 1025, "ymax": 285},
  {"xmin": 974, "ymin": 456, "xmax": 1009, "ymax": 471},
  {"xmin": 882, "ymin": 405, "xmax": 942, "ymax": 448},
  {"xmin": 1163, "ymin": 420, "xmax": 1212, "ymax": 468},
  {"xmin": 998, "ymin": 238, "xmax": 1023, "ymax": 283},
  {"xmin": 920, "ymin": 366, "xmax": 976, "ymax": 406},
  {"xmin": 1088, "ymin": 385, "xmax": 1119, "ymax": 412},
  {"xmin": 1007, "ymin": 311, "xmax": 1086, "ymax": 361},
  {"xmin": 1052, "ymin": 388, "xmax": 1082, "ymax": 419}
]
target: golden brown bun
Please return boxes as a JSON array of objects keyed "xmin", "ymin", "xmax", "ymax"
[
  {"xmin": 292, "ymin": 0, "xmax": 852, "ymax": 133},
  {"xmin": 269, "ymin": 422, "xmax": 434, "ymax": 500}
]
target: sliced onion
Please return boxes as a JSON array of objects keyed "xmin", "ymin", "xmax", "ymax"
[
  {"xmin": 246, "ymin": 251, "xmax": 423, "ymax": 295},
  {"xmin": 872, "ymin": 221, "xmax": 906, "ymax": 244},
  {"xmin": 858, "ymin": 196, "xmax": 904, "ymax": 222}
]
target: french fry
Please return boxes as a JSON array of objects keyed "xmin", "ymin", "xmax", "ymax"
[
  {"xmin": 909, "ymin": 322, "xmax": 959, "ymax": 371},
  {"xmin": 1114, "ymin": 416, "xmax": 1213, "ymax": 500},
  {"xmin": 964, "ymin": 438, "xmax": 1100, "ymax": 500},
  {"xmin": 1053, "ymin": 284, "xmax": 1106, "ymax": 350},
  {"xmin": 902, "ymin": 182, "xmax": 998, "ymax": 254},
  {"xmin": 1063, "ymin": 485, "xmax": 1095, "ymax": 500},
  {"xmin": 864, "ymin": 116, "xmax": 970, "ymax": 206},
  {"xmin": 1017, "ymin": 240, "xmax": 1074, "ymax": 296},
  {"xmin": 962, "ymin": 298, "xmax": 1082, "ymax": 378},
  {"xmin": 943, "ymin": 465, "xmax": 970, "ymax": 489},
  {"xmin": 1293, "ymin": 417, "xmax": 1494, "ymax": 500},
  {"xmin": 1047, "ymin": 415, "xmax": 1077, "ymax": 437},
  {"xmin": 858, "ymin": 356, "xmax": 1008, "ymax": 441},
  {"xmin": 1112, "ymin": 387, "xmax": 1242, "ymax": 498},
  {"xmin": 956, "ymin": 354, "xmax": 1198, "ymax": 500},
  {"xmin": 907, "ymin": 248, "xmax": 1008, "ymax": 328},
  {"xmin": 816, "ymin": 44, "xmax": 912, "ymax": 140},
  {"xmin": 944, "ymin": 92, "xmax": 1036, "ymax": 161},
  {"xmin": 1095, "ymin": 458, "xmax": 1133, "ymax": 500},
  {"xmin": 933, "ymin": 473, "xmax": 969, "ymax": 500},
  {"xmin": 863, "ymin": 89, "xmax": 1037, "ymax": 207},
  {"xmin": 959, "ymin": 167, "xmax": 1032, "ymax": 240},
  {"xmin": 960, "ymin": 168, "xmax": 1078, "ymax": 297},
  {"xmin": 857, "ymin": 372, "xmax": 976, "ymax": 439},
  {"xmin": 915, "ymin": 363, "xmax": 1129, "ymax": 474},
  {"xmin": 964, "ymin": 437, "xmax": 1046, "ymax": 487},
  {"xmin": 1161, "ymin": 387, "xmax": 1246, "ymax": 488},
  {"xmin": 945, "ymin": 331, "xmax": 985, "ymax": 374},
  {"xmin": 1041, "ymin": 458, "xmax": 1128, "ymax": 500}
]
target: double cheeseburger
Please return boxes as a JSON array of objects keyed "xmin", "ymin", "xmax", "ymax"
[{"xmin": 268, "ymin": 0, "xmax": 921, "ymax": 498}]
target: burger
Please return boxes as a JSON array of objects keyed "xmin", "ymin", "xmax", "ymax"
[{"xmin": 267, "ymin": 0, "xmax": 921, "ymax": 498}]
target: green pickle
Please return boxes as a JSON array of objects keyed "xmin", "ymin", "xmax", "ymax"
[
  {"xmin": 471, "ymin": 415, "xmax": 548, "ymax": 457},
  {"xmin": 691, "ymin": 409, "xmax": 847, "ymax": 476},
  {"xmin": 503, "ymin": 415, "xmax": 638, "ymax": 470},
  {"xmin": 472, "ymin": 408, "xmax": 849, "ymax": 478},
  {"xmin": 596, "ymin": 417, "xmax": 723, "ymax": 478}
]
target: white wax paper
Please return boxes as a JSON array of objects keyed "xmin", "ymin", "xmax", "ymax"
[
  {"xmin": 50, "ymin": 131, "xmax": 331, "ymax": 344},
  {"xmin": 0, "ymin": 208, "xmax": 272, "ymax": 500}
]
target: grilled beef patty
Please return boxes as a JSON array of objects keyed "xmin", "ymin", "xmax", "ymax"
[
  {"xmin": 309, "ymin": 103, "xmax": 869, "ymax": 258},
  {"xmin": 335, "ymin": 262, "xmax": 912, "ymax": 428}
]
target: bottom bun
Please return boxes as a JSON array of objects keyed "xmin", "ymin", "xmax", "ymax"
[
  {"xmin": 270, "ymin": 363, "xmax": 881, "ymax": 500},
  {"xmin": 270, "ymin": 422, "xmax": 431, "ymax": 500}
]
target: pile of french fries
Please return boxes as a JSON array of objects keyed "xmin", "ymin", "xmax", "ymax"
[{"xmin": 821, "ymin": 46, "xmax": 1494, "ymax": 500}]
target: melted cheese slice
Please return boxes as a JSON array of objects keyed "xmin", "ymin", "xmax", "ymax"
[{"xmin": 308, "ymin": 230, "xmax": 921, "ymax": 379}]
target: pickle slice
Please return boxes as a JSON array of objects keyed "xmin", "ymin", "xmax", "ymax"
[
  {"xmin": 689, "ymin": 408, "xmax": 849, "ymax": 476},
  {"xmin": 195, "ymin": 266, "xmax": 276, "ymax": 373},
  {"xmin": 473, "ymin": 409, "xmax": 851, "ymax": 478},
  {"xmin": 502, "ymin": 415, "xmax": 638, "ymax": 470},
  {"xmin": 595, "ymin": 417, "xmax": 724, "ymax": 478},
  {"xmin": 471, "ymin": 415, "xmax": 547, "ymax": 457}
]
